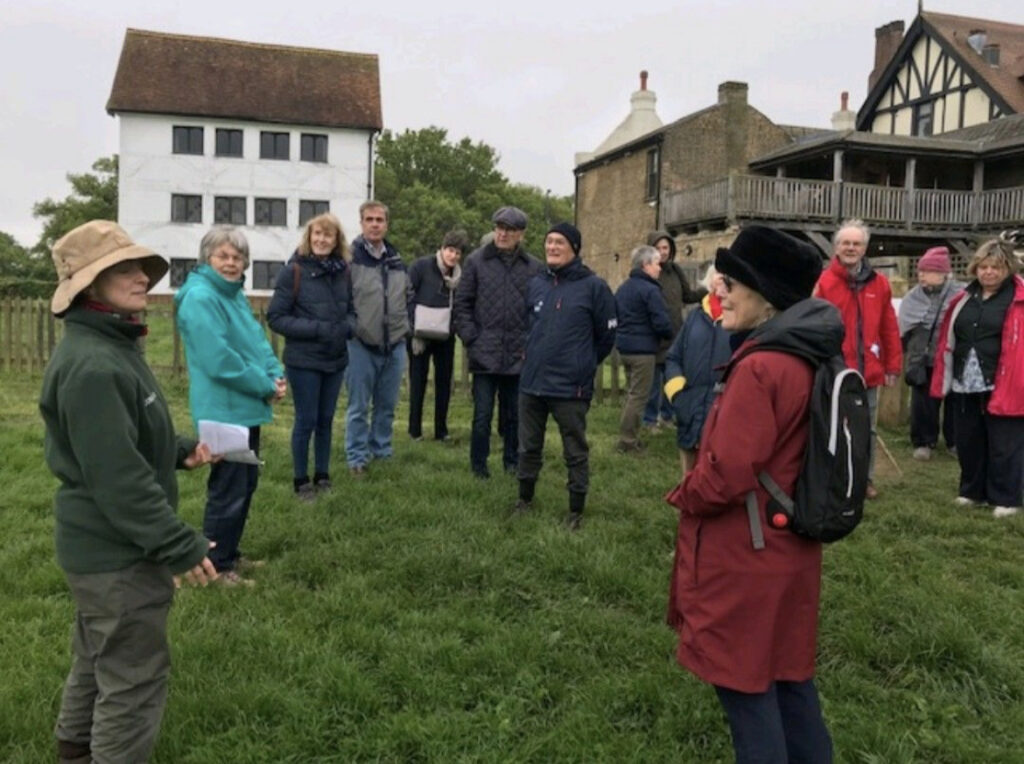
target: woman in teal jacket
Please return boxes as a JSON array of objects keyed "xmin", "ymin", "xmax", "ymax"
[{"xmin": 175, "ymin": 226, "xmax": 285, "ymax": 586}]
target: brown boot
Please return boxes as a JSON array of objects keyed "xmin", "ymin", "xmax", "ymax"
[{"xmin": 57, "ymin": 739, "xmax": 91, "ymax": 763}]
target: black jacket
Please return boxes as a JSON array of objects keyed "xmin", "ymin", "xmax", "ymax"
[
  {"xmin": 615, "ymin": 268, "xmax": 674, "ymax": 355},
  {"xmin": 267, "ymin": 253, "xmax": 351, "ymax": 373},
  {"xmin": 520, "ymin": 257, "xmax": 617, "ymax": 400},
  {"xmin": 454, "ymin": 243, "xmax": 541, "ymax": 374}
]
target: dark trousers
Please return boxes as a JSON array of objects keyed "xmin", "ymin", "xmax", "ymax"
[
  {"xmin": 953, "ymin": 393, "xmax": 1024, "ymax": 506},
  {"xmin": 471, "ymin": 373, "xmax": 519, "ymax": 473},
  {"xmin": 909, "ymin": 379, "xmax": 955, "ymax": 448},
  {"xmin": 204, "ymin": 426, "xmax": 260, "ymax": 572},
  {"xmin": 286, "ymin": 365, "xmax": 345, "ymax": 479},
  {"xmin": 57, "ymin": 561, "xmax": 175, "ymax": 764},
  {"xmin": 715, "ymin": 680, "xmax": 833, "ymax": 764},
  {"xmin": 408, "ymin": 337, "xmax": 455, "ymax": 439},
  {"xmin": 518, "ymin": 393, "xmax": 590, "ymax": 498}
]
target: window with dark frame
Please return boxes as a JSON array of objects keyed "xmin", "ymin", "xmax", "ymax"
[
  {"xmin": 172, "ymin": 126, "xmax": 204, "ymax": 155},
  {"xmin": 169, "ymin": 258, "xmax": 198, "ymax": 288},
  {"xmin": 214, "ymin": 196, "xmax": 247, "ymax": 225},
  {"xmin": 252, "ymin": 260, "xmax": 285, "ymax": 290},
  {"xmin": 913, "ymin": 101, "xmax": 934, "ymax": 137},
  {"xmin": 215, "ymin": 128, "xmax": 244, "ymax": 157},
  {"xmin": 260, "ymin": 131, "xmax": 290, "ymax": 160},
  {"xmin": 171, "ymin": 194, "xmax": 203, "ymax": 223},
  {"xmin": 300, "ymin": 133, "xmax": 328, "ymax": 163},
  {"xmin": 645, "ymin": 147, "xmax": 659, "ymax": 201},
  {"xmin": 254, "ymin": 198, "xmax": 287, "ymax": 226},
  {"xmin": 299, "ymin": 200, "xmax": 330, "ymax": 225}
]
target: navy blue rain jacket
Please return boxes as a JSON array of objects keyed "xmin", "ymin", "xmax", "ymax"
[
  {"xmin": 614, "ymin": 268, "xmax": 674, "ymax": 355},
  {"xmin": 520, "ymin": 258, "xmax": 617, "ymax": 400}
]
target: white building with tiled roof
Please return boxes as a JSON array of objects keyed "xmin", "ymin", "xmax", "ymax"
[{"xmin": 107, "ymin": 28, "xmax": 382, "ymax": 293}]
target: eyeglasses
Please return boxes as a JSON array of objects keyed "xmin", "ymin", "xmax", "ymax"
[
  {"xmin": 210, "ymin": 251, "xmax": 245, "ymax": 264},
  {"xmin": 721, "ymin": 274, "xmax": 734, "ymax": 292}
]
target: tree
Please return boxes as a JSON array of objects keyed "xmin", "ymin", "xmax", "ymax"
[
  {"xmin": 0, "ymin": 231, "xmax": 53, "ymax": 298},
  {"xmin": 374, "ymin": 128, "xmax": 573, "ymax": 258},
  {"xmin": 32, "ymin": 155, "xmax": 118, "ymax": 255}
]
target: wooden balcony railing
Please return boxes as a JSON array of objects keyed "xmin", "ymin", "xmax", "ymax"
[{"xmin": 662, "ymin": 175, "xmax": 1024, "ymax": 231}]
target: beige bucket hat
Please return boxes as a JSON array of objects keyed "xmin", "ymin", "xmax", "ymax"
[{"xmin": 50, "ymin": 220, "xmax": 168, "ymax": 315}]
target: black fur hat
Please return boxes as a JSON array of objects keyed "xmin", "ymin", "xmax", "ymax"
[{"xmin": 715, "ymin": 226, "xmax": 822, "ymax": 311}]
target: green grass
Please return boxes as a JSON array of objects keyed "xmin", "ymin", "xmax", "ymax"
[{"xmin": 1, "ymin": 368, "xmax": 1022, "ymax": 763}]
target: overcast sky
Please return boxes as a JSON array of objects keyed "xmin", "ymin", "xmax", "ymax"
[{"xmin": 2, "ymin": 0, "xmax": 1020, "ymax": 246}]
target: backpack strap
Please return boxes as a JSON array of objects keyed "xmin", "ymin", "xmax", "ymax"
[
  {"xmin": 758, "ymin": 471, "xmax": 795, "ymax": 515},
  {"xmin": 744, "ymin": 491, "xmax": 766, "ymax": 550}
]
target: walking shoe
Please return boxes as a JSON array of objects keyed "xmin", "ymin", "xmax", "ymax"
[
  {"xmin": 237, "ymin": 556, "xmax": 267, "ymax": 573},
  {"xmin": 512, "ymin": 499, "xmax": 533, "ymax": 514},
  {"xmin": 912, "ymin": 447, "xmax": 932, "ymax": 461},
  {"xmin": 953, "ymin": 496, "xmax": 977, "ymax": 507},
  {"xmin": 947, "ymin": 445, "xmax": 958, "ymax": 458},
  {"xmin": 992, "ymin": 506, "xmax": 1021, "ymax": 518},
  {"xmin": 564, "ymin": 511, "xmax": 583, "ymax": 531},
  {"xmin": 295, "ymin": 482, "xmax": 316, "ymax": 503},
  {"xmin": 349, "ymin": 465, "xmax": 367, "ymax": 478},
  {"xmin": 615, "ymin": 441, "xmax": 647, "ymax": 454},
  {"xmin": 215, "ymin": 570, "xmax": 255, "ymax": 588},
  {"xmin": 313, "ymin": 475, "xmax": 332, "ymax": 493},
  {"xmin": 472, "ymin": 468, "xmax": 491, "ymax": 480},
  {"xmin": 865, "ymin": 482, "xmax": 879, "ymax": 500}
]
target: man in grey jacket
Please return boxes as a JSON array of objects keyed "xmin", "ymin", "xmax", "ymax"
[
  {"xmin": 454, "ymin": 206, "xmax": 541, "ymax": 478},
  {"xmin": 345, "ymin": 201, "xmax": 410, "ymax": 475}
]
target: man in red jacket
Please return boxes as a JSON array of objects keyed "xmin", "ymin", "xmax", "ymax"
[{"xmin": 814, "ymin": 219, "xmax": 902, "ymax": 498}]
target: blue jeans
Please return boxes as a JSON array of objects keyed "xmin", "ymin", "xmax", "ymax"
[
  {"xmin": 204, "ymin": 426, "xmax": 260, "ymax": 572},
  {"xmin": 345, "ymin": 340, "xmax": 406, "ymax": 468},
  {"xmin": 715, "ymin": 680, "xmax": 833, "ymax": 763},
  {"xmin": 643, "ymin": 362, "xmax": 673, "ymax": 424},
  {"xmin": 471, "ymin": 373, "xmax": 519, "ymax": 474},
  {"xmin": 286, "ymin": 365, "xmax": 345, "ymax": 479}
]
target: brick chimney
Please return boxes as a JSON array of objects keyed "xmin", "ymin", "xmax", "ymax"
[
  {"xmin": 868, "ymin": 20, "xmax": 905, "ymax": 91},
  {"xmin": 718, "ymin": 82, "xmax": 749, "ymax": 175},
  {"xmin": 831, "ymin": 91, "xmax": 856, "ymax": 131}
]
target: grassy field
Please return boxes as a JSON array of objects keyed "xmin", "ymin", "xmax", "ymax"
[{"xmin": 0, "ymin": 367, "xmax": 1021, "ymax": 763}]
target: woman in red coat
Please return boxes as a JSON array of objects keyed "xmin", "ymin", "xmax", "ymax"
[{"xmin": 666, "ymin": 225, "xmax": 841, "ymax": 763}]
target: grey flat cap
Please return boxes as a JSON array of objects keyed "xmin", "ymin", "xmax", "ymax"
[{"xmin": 492, "ymin": 206, "xmax": 528, "ymax": 230}]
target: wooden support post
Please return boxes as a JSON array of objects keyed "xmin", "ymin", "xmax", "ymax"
[{"xmin": 905, "ymin": 157, "xmax": 917, "ymax": 229}]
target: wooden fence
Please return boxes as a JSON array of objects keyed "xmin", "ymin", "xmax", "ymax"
[{"xmin": 0, "ymin": 298, "xmax": 632, "ymax": 404}]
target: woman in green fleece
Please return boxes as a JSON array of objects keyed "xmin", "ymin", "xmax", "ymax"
[
  {"xmin": 174, "ymin": 226, "xmax": 286, "ymax": 587},
  {"xmin": 40, "ymin": 220, "xmax": 217, "ymax": 764}
]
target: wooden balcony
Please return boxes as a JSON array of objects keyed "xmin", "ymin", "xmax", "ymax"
[{"xmin": 662, "ymin": 175, "xmax": 1024, "ymax": 232}]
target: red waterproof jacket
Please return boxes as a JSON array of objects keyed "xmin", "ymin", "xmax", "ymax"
[
  {"xmin": 814, "ymin": 258, "xmax": 902, "ymax": 388},
  {"xmin": 665, "ymin": 299, "xmax": 843, "ymax": 693},
  {"xmin": 930, "ymin": 275, "xmax": 1024, "ymax": 417}
]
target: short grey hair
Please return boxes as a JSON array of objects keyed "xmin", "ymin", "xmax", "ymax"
[
  {"xmin": 198, "ymin": 226, "xmax": 250, "ymax": 268},
  {"xmin": 700, "ymin": 263, "xmax": 719, "ymax": 292},
  {"xmin": 832, "ymin": 219, "xmax": 871, "ymax": 248},
  {"xmin": 631, "ymin": 245, "xmax": 660, "ymax": 269}
]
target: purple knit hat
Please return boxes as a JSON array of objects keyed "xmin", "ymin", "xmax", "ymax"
[{"xmin": 917, "ymin": 246, "xmax": 951, "ymax": 273}]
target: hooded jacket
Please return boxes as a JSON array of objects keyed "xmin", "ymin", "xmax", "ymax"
[
  {"xmin": 453, "ymin": 242, "xmax": 541, "ymax": 374},
  {"xmin": 930, "ymin": 274, "xmax": 1024, "ymax": 417},
  {"xmin": 267, "ymin": 252, "xmax": 352, "ymax": 373},
  {"xmin": 349, "ymin": 235, "xmax": 410, "ymax": 351},
  {"xmin": 814, "ymin": 257, "xmax": 902, "ymax": 387},
  {"xmin": 520, "ymin": 257, "xmax": 617, "ymax": 400},
  {"xmin": 174, "ymin": 264, "xmax": 283, "ymax": 427},
  {"xmin": 614, "ymin": 268, "xmax": 674, "ymax": 355},
  {"xmin": 666, "ymin": 298, "xmax": 843, "ymax": 693},
  {"xmin": 647, "ymin": 230, "xmax": 707, "ymax": 360}
]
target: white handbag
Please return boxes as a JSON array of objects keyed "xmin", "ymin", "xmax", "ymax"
[{"xmin": 413, "ymin": 304, "xmax": 451, "ymax": 340}]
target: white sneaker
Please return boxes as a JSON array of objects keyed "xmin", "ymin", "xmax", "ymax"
[
  {"xmin": 992, "ymin": 506, "xmax": 1021, "ymax": 518},
  {"xmin": 912, "ymin": 447, "xmax": 932, "ymax": 461},
  {"xmin": 953, "ymin": 496, "xmax": 976, "ymax": 507}
]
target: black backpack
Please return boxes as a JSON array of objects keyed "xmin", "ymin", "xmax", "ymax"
[{"xmin": 746, "ymin": 354, "xmax": 870, "ymax": 545}]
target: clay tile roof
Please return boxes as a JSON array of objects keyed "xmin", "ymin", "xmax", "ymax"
[
  {"xmin": 106, "ymin": 29, "xmax": 382, "ymax": 130},
  {"xmin": 923, "ymin": 11, "xmax": 1024, "ymax": 114}
]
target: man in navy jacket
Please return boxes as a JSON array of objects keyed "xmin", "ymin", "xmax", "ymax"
[{"xmin": 516, "ymin": 223, "xmax": 617, "ymax": 530}]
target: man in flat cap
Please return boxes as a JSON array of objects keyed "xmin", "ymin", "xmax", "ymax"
[{"xmin": 454, "ymin": 207, "xmax": 541, "ymax": 478}]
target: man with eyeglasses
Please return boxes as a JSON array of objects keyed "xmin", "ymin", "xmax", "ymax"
[{"xmin": 454, "ymin": 207, "xmax": 541, "ymax": 479}]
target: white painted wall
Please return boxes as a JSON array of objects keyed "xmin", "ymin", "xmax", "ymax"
[{"xmin": 116, "ymin": 113, "xmax": 375, "ymax": 293}]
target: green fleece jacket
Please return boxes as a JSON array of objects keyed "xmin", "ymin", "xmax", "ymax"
[{"xmin": 39, "ymin": 308, "xmax": 208, "ymax": 575}]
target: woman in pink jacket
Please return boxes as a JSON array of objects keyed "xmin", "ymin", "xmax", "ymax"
[
  {"xmin": 930, "ymin": 233, "xmax": 1024, "ymax": 517},
  {"xmin": 667, "ymin": 225, "xmax": 839, "ymax": 763}
]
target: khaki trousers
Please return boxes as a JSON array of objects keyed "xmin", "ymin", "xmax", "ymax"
[{"xmin": 619, "ymin": 354, "xmax": 656, "ymax": 447}]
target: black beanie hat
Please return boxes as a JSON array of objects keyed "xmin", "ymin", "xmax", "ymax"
[
  {"xmin": 715, "ymin": 226, "xmax": 822, "ymax": 311},
  {"xmin": 547, "ymin": 222, "xmax": 582, "ymax": 256}
]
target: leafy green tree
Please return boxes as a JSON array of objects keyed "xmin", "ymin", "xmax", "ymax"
[
  {"xmin": 32, "ymin": 156, "xmax": 118, "ymax": 255},
  {"xmin": 0, "ymin": 231, "xmax": 53, "ymax": 298}
]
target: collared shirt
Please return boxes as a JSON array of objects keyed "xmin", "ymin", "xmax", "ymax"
[{"xmin": 364, "ymin": 239, "xmax": 386, "ymax": 260}]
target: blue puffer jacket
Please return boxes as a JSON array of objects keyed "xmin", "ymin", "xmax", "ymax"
[
  {"xmin": 520, "ymin": 258, "xmax": 617, "ymax": 400},
  {"xmin": 174, "ymin": 264, "xmax": 283, "ymax": 428},
  {"xmin": 664, "ymin": 294, "xmax": 732, "ymax": 449},
  {"xmin": 267, "ymin": 252, "xmax": 352, "ymax": 373},
  {"xmin": 614, "ymin": 268, "xmax": 674, "ymax": 355}
]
